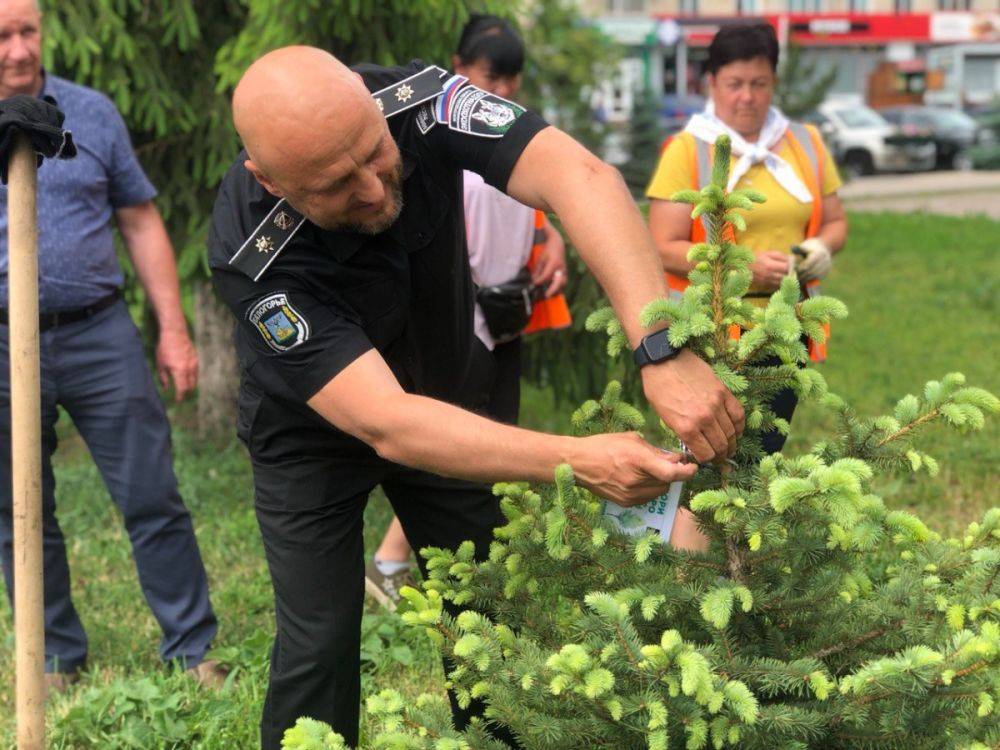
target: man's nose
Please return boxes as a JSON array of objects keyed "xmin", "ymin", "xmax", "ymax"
[
  {"xmin": 7, "ymin": 34, "xmax": 32, "ymax": 61},
  {"xmin": 356, "ymin": 169, "xmax": 386, "ymax": 204}
]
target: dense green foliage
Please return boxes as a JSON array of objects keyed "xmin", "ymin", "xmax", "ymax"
[
  {"xmin": 282, "ymin": 139, "xmax": 1000, "ymax": 749},
  {"xmin": 0, "ymin": 211, "xmax": 996, "ymax": 748},
  {"xmin": 41, "ymin": 0, "xmax": 507, "ymax": 300},
  {"xmin": 40, "ymin": 1, "xmax": 613, "ymax": 292}
]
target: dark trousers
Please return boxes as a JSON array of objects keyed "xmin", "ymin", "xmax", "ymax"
[
  {"xmin": 485, "ymin": 337, "xmax": 523, "ymax": 425},
  {"xmin": 761, "ymin": 386, "xmax": 798, "ymax": 454},
  {"xmin": 244, "ymin": 395, "xmax": 506, "ymax": 749},
  {"xmin": 0, "ymin": 301, "xmax": 216, "ymax": 672},
  {"xmin": 760, "ymin": 351, "xmax": 802, "ymax": 454}
]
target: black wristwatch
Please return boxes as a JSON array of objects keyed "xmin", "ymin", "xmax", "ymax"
[{"xmin": 633, "ymin": 329, "xmax": 681, "ymax": 368}]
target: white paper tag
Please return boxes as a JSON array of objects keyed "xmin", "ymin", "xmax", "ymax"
[
  {"xmin": 602, "ymin": 479, "xmax": 684, "ymax": 543},
  {"xmin": 601, "ymin": 443, "xmax": 688, "ymax": 544}
]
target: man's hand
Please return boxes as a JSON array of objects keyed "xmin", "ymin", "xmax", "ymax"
[
  {"xmin": 641, "ymin": 349, "xmax": 745, "ymax": 463},
  {"xmin": 749, "ymin": 251, "xmax": 791, "ymax": 291},
  {"xmin": 570, "ymin": 432, "xmax": 697, "ymax": 507},
  {"xmin": 530, "ymin": 218, "xmax": 568, "ymax": 298},
  {"xmin": 156, "ymin": 329, "xmax": 198, "ymax": 402}
]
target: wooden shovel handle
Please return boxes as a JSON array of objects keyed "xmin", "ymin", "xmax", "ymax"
[{"xmin": 9, "ymin": 132, "xmax": 45, "ymax": 750}]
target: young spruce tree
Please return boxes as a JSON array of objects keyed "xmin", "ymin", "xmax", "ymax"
[{"xmin": 283, "ymin": 136, "xmax": 1000, "ymax": 750}]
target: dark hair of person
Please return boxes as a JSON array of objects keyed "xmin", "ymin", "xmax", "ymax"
[
  {"xmin": 706, "ymin": 23, "xmax": 779, "ymax": 75},
  {"xmin": 455, "ymin": 14, "xmax": 525, "ymax": 77}
]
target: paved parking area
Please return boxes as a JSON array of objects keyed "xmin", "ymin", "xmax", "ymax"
[{"xmin": 839, "ymin": 171, "xmax": 1000, "ymax": 220}]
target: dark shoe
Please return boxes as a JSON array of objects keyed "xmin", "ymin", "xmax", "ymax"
[
  {"xmin": 44, "ymin": 671, "xmax": 79, "ymax": 697},
  {"xmin": 186, "ymin": 659, "xmax": 229, "ymax": 690},
  {"xmin": 364, "ymin": 560, "xmax": 415, "ymax": 611}
]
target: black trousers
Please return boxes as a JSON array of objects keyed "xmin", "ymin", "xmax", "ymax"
[
  {"xmin": 485, "ymin": 337, "xmax": 523, "ymax": 425},
  {"xmin": 759, "ymin": 350, "xmax": 803, "ymax": 454},
  {"xmin": 246, "ymin": 399, "xmax": 505, "ymax": 749}
]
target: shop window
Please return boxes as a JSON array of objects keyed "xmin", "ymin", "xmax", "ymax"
[
  {"xmin": 737, "ymin": 0, "xmax": 759, "ymax": 14},
  {"xmin": 787, "ymin": 0, "xmax": 824, "ymax": 11},
  {"xmin": 679, "ymin": 0, "xmax": 700, "ymax": 15},
  {"xmin": 937, "ymin": 0, "xmax": 971, "ymax": 9},
  {"xmin": 893, "ymin": 0, "xmax": 912, "ymax": 10}
]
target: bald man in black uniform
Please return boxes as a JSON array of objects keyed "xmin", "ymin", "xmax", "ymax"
[{"xmin": 208, "ymin": 46, "xmax": 744, "ymax": 748}]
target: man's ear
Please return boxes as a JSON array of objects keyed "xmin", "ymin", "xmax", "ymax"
[
  {"xmin": 244, "ymin": 159, "xmax": 284, "ymax": 199},
  {"xmin": 451, "ymin": 55, "xmax": 463, "ymax": 75}
]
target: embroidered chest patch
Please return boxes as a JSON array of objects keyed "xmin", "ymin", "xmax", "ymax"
[{"xmin": 248, "ymin": 293, "xmax": 310, "ymax": 352}]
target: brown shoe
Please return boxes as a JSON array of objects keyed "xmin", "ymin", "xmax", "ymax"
[
  {"xmin": 364, "ymin": 560, "xmax": 415, "ymax": 611},
  {"xmin": 44, "ymin": 671, "xmax": 79, "ymax": 697},
  {"xmin": 186, "ymin": 659, "xmax": 229, "ymax": 689}
]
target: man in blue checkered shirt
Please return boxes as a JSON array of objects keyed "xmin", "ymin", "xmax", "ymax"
[{"xmin": 0, "ymin": 0, "xmax": 222, "ymax": 692}]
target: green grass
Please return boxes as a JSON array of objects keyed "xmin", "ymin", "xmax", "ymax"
[{"xmin": 0, "ymin": 211, "xmax": 997, "ymax": 747}]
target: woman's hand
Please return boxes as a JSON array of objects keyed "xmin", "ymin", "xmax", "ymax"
[{"xmin": 750, "ymin": 251, "xmax": 792, "ymax": 291}]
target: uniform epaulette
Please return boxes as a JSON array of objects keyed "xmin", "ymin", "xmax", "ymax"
[
  {"xmin": 229, "ymin": 199, "xmax": 306, "ymax": 282},
  {"xmin": 229, "ymin": 65, "xmax": 450, "ymax": 281},
  {"xmin": 371, "ymin": 65, "xmax": 448, "ymax": 118}
]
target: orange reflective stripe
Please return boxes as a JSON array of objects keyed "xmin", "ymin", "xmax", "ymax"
[{"xmin": 525, "ymin": 209, "xmax": 572, "ymax": 335}]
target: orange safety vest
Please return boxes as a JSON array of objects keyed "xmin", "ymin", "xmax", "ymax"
[
  {"xmin": 662, "ymin": 124, "xmax": 829, "ymax": 362},
  {"xmin": 523, "ymin": 209, "xmax": 572, "ymax": 335}
]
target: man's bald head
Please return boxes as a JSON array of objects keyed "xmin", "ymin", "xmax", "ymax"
[
  {"xmin": 234, "ymin": 46, "xmax": 379, "ymax": 181},
  {"xmin": 233, "ymin": 46, "xmax": 403, "ymax": 233}
]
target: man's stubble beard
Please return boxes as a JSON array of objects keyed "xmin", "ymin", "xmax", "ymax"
[{"xmin": 339, "ymin": 160, "xmax": 404, "ymax": 235}]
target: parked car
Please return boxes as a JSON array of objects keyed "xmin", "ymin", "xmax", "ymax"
[
  {"xmin": 878, "ymin": 106, "xmax": 991, "ymax": 170},
  {"xmin": 804, "ymin": 103, "xmax": 936, "ymax": 179},
  {"xmin": 967, "ymin": 111, "xmax": 1000, "ymax": 170},
  {"xmin": 658, "ymin": 94, "xmax": 706, "ymax": 135}
]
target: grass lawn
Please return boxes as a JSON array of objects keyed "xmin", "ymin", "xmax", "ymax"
[{"xmin": 0, "ymin": 211, "xmax": 997, "ymax": 747}]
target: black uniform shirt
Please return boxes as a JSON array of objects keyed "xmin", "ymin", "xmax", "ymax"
[{"xmin": 208, "ymin": 61, "xmax": 548, "ymax": 434}]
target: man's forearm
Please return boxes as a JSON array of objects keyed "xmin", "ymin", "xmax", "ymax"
[
  {"xmin": 507, "ymin": 129, "xmax": 668, "ymax": 346},
  {"xmin": 308, "ymin": 349, "xmax": 697, "ymax": 506},
  {"xmin": 366, "ymin": 392, "xmax": 578, "ymax": 484},
  {"xmin": 545, "ymin": 163, "xmax": 668, "ymax": 346},
  {"xmin": 504, "ymin": 128, "xmax": 745, "ymax": 462},
  {"xmin": 117, "ymin": 202, "xmax": 187, "ymax": 333}
]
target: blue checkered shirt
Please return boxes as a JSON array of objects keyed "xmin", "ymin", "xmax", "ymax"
[{"xmin": 0, "ymin": 74, "xmax": 157, "ymax": 311}]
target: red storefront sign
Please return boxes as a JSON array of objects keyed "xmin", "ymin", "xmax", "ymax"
[{"xmin": 673, "ymin": 14, "xmax": 933, "ymax": 47}]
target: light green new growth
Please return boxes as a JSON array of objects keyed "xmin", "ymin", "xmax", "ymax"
[{"xmin": 285, "ymin": 135, "xmax": 1000, "ymax": 749}]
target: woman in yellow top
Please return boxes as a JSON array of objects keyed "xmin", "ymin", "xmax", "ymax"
[{"xmin": 647, "ymin": 23, "xmax": 848, "ymax": 453}]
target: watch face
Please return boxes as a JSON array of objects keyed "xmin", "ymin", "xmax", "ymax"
[{"xmin": 646, "ymin": 331, "xmax": 674, "ymax": 361}]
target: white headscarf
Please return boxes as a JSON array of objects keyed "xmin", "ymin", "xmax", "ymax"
[{"xmin": 684, "ymin": 101, "xmax": 812, "ymax": 203}]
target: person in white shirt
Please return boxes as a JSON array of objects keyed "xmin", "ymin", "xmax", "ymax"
[{"xmin": 365, "ymin": 15, "xmax": 569, "ymax": 605}]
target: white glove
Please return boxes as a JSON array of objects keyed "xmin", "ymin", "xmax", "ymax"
[{"xmin": 796, "ymin": 237, "xmax": 832, "ymax": 281}]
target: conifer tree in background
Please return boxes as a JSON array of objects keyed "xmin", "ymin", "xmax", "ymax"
[
  {"xmin": 774, "ymin": 42, "xmax": 837, "ymax": 120},
  {"xmin": 618, "ymin": 88, "xmax": 663, "ymax": 199},
  {"xmin": 289, "ymin": 141, "xmax": 999, "ymax": 749}
]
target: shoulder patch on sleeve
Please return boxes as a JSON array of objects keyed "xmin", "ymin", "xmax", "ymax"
[
  {"xmin": 248, "ymin": 293, "xmax": 310, "ymax": 352},
  {"xmin": 446, "ymin": 87, "xmax": 526, "ymax": 139},
  {"xmin": 434, "ymin": 74, "xmax": 469, "ymax": 123}
]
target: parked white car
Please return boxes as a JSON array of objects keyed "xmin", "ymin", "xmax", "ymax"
[{"xmin": 805, "ymin": 102, "xmax": 936, "ymax": 179}]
